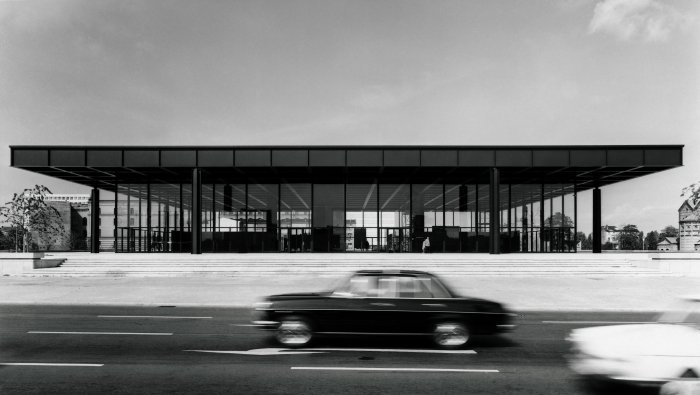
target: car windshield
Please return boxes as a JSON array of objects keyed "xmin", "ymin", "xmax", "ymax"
[
  {"xmin": 331, "ymin": 273, "xmax": 453, "ymax": 298},
  {"xmin": 656, "ymin": 298, "xmax": 700, "ymax": 326}
]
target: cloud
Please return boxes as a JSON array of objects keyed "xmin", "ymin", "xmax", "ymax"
[{"xmin": 588, "ymin": 0, "xmax": 695, "ymax": 42}]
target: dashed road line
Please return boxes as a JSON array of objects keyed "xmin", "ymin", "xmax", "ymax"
[
  {"xmin": 542, "ymin": 321, "xmax": 651, "ymax": 325},
  {"xmin": 305, "ymin": 348, "xmax": 476, "ymax": 354},
  {"xmin": 0, "ymin": 363, "xmax": 104, "ymax": 367},
  {"xmin": 28, "ymin": 331, "xmax": 173, "ymax": 336},
  {"xmin": 185, "ymin": 347, "xmax": 477, "ymax": 356},
  {"xmin": 99, "ymin": 315, "xmax": 212, "ymax": 319},
  {"xmin": 291, "ymin": 367, "xmax": 499, "ymax": 373}
]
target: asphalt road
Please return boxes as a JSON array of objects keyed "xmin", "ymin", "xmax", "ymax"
[{"xmin": 0, "ymin": 305, "xmax": 663, "ymax": 395}]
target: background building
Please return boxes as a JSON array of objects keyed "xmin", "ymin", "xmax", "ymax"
[
  {"xmin": 657, "ymin": 237, "xmax": 679, "ymax": 251},
  {"xmin": 35, "ymin": 195, "xmax": 90, "ymax": 250},
  {"xmin": 41, "ymin": 193, "xmax": 117, "ymax": 251},
  {"xmin": 678, "ymin": 198, "xmax": 700, "ymax": 252},
  {"xmin": 600, "ymin": 225, "xmax": 620, "ymax": 250}
]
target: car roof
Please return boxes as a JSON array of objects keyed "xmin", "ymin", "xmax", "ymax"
[{"xmin": 354, "ymin": 269, "xmax": 435, "ymax": 277}]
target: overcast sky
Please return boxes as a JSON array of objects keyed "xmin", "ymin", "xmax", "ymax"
[{"xmin": 1, "ymin": 0, "xmax": 698, "ymax": 235}]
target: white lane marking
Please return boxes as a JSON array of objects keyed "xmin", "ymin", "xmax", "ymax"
[
  {"xmin": 184, "ymin": 348, "xmax": 476, "ymax": 356},
  {"xmin": 29, "ymin": 331, "xmax": 173, "ymax": 336},
  {"xmin": 232, "ymin": 324, "xmax": 261, "ymax": 327},
  {"xmin": 99, "ymin": 315, "xmax": 212, "ymax": 319},
  {"xmin": 306, "ymin": 348, "xmax": 476, "ymax": 354},
  {"xmin": 542, "ymin": 321, "xmax": 652, "ymax": 325},
  {"xmin": 1, "ymin": 363, "xmax": 104, "ymax": 367},
  {"xmin": 291, "ymin": 367, "xmax": 499, "ymax": 373},
  {"xmin": 185, "ymin": 348, "xmax": 325, "ymax": 355}
]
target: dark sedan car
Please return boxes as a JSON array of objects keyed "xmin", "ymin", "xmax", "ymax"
[{"xmin": 252, "ymin": 270, "xmax": 516, "ymax": 348}]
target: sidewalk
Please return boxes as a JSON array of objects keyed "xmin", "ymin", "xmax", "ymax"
[{"xmin": 1, "ymin": 274, "xmax": 698, "ymax": 311}]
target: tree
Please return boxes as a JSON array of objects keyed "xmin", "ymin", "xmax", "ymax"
[
  {"xmin": 0, "ymin": 229, "xmax": 10, "ymax": 250},
  {"xmin": 0, "ymin": 185, "xmax": 64, "ymax": 252},
  {"xmin": 575, "ymin": 231, "xmax": 586, "ymax": 248},
  {"xmin": 644, "ymin": 230, "xmax": 659, "ymax": 250},
  {"xmin": 574, "ymin": 231, "xmax": 593, "ymax": 251},
  {"xmin": 617, "ymin": 224, "xmax": 642, "ymax": 250},
  {"xmin": 681, "ymin": 181, "xmax": 700, "ymax": 205},
  {"xmin": 542, "ymin": 212, "xmax": 575, "ymax": 251},
  {"xmin": 544, "ymin": 212, "xmax": 574, "ymax": 227},
  {"xmin": 658, "ymin": 225, "xmax": 678, "ymax": 241},
  {"xmin": 0, "ymin": 227, "xmax": 23, "ymax": 251}
]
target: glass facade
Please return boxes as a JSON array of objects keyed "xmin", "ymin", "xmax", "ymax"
[
  {"xmin": 114, "ymin": 180, "xmax": 577, "ymax": 253},
  {"xmin": 116, "ymin": 183, "xmax": 192, "ymax": 252}
]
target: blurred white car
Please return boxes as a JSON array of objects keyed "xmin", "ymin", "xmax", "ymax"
[
  {"xmin": 567, "ymin": 296, "xmax": 700, "ymax": 388},
  {"xmin": 660, "ymin": 380, "xmax": 700, "ymax": 395}
]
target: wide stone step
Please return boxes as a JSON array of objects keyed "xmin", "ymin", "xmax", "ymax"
[
  {"xmin": 32, "ymin": 252, "xmax": 666, "ymax": 277},
  {"xmin": 56, "ymin": 258, "xmax": 635, "ymax": 265},
  {"xmin": 55, "ymin": 262, "xmax": 638, "ymax": 268},
  {"xmin": 34, "ymin": 269, "xmax": 671, "ymax": 277},
  {"xmin": 47, "ymin": 264, "xmax": 649, "ymax": 271}
]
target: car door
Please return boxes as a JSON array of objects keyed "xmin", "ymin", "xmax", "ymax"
[
  {"xmin": 359, "ymin": 275, "xmax": 405, "ymax": 334},
  {"xmin": 391, "ymin": 275, "xmax": 463, "ymax": 334},
  {"xmin": 316, "ymin": 274, "xmax": 380, "ymax": 334}
]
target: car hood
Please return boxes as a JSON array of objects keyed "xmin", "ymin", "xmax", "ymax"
[{"xmin": 569, "ymin": 323, "xmax": 700, "ymax": 358}]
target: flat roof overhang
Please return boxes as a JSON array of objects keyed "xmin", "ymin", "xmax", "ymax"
[{"xmin": 10, "ymin": 145, "xmax": 683, "ymax": 192}]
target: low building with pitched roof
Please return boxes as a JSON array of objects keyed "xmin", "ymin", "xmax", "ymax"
[{"xmin": 657, "ymin": 237, "xmax": 678, "ymax": 251}]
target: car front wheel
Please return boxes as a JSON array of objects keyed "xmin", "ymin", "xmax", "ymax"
[
  {"xmin": 432, "ymin": 322, "xmax": 469, "ymax": 349},
  {"xmin": 275, "ymin": 317, "xmax": 313, "ymax": 347}
]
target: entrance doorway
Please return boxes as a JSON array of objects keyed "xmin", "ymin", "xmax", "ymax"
[
  {"xmin": 281, "ymin": 228, "xmax": 312, "ymax": 252},
  {"xmin": 379, "ymin": 228, "xmax": 410, "ymax": 252}
]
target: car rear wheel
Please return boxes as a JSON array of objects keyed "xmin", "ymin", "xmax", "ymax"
[
  {"xmin": 432, "ymin": 322, "xmax": 469, "ymax": 349},
  {"xmin": 276, "ymin": 317, "xmax": 313, "ymax": 347}
]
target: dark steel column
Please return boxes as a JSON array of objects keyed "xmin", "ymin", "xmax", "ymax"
[
  {"xmin": 113, "ymin": 185, "xmax": 118, "ymax": 252},
  {"xmin": 146, "ymin": 183, "xmax": 151, "ymax": 252},
  {"xmin": 540, "ymin": 184, "xmax": 545, "ymax": 252},
  {"xmin": 192, "ymin": 168, "xmax": 202, "ymax": 254},
  {"xmin": 574, "ymin": 185, "xmax": 578, "ymax": 252},
  {"xmin": 592, "ymin": 187, "xmax": 601, "ymax": 253},
  {"xmin": 489, "ymin": 168, "xmax": 500, "ymax": 254},
  {"xmin": 90, "ymin": 188, "xmax": 100, "ymax": 253}
]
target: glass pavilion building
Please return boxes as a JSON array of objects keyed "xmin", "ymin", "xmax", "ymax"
[{"xmin": 10, "ymin": 145, "xmax": 683, "ymax": 254}]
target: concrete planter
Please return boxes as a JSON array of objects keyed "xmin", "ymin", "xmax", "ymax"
[{"xmin": 0, "ymin": 252, "xmax": 64, "ymax": 275}]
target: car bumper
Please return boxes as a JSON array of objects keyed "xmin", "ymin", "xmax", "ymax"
[
  {"xmin": 496, "ymin": 324, "xmax": 517, "ymax": 332},
  {"xmin": 251, "ymin": 320, "xmax": 279, "ymax": 330},
  {"xmin": 567, "ymin": 354, "xmax": 667, "ymax": 387}
]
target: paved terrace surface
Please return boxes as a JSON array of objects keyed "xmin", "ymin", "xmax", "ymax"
[{"xmin": 1, "ymin": 273, "xmax": 698, "ymax": 312}]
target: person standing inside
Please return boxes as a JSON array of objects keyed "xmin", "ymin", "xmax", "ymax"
[{"xmin": 422, "ymin": 236, "xmax": 430, "ymax": 253}]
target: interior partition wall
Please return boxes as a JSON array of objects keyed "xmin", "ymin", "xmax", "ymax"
[
  {"xmin": 312, "ymin": 184, "xmax": 345, "ymax": 252},
  {"xmin": 113, "ymin": 179, "xmax": 578, "ymax": 254}
]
